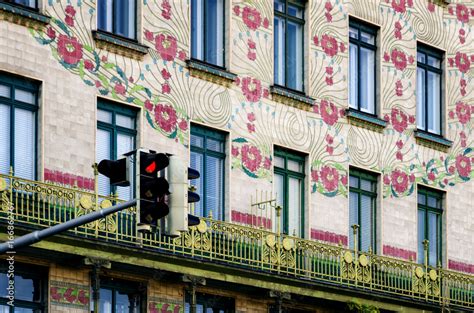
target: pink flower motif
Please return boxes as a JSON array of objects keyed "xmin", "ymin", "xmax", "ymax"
[
  {"xmin": 321, "ymin": 34, "xmax": 339, "ymax": 57},
  {"xmin": 46, "ymin": 27, "xmax": 56, "ymax": 39},
  {"xmin": 326, "ymin": 145, "xmax": 334, "ymax": 155},
  {"xmin": 247, "ymin": 50, "xmax": 256, "ymax": 61},
  {"xmin": 242, "ymin": 7, "xmax": 261, "ymax": 31},
  {"xmin": 178, "ymin": 50, "xmax": 187, "ymax": 61},
  {"xmin": 326, "ymin": 134, "xmax": 334, "ymax": 144},
  {"xmin": 161, "ymin": 68, "xmax": 171, "ymax": 80},
  {"xmin": 456, "ymin": 4, "xmax": 469, "ymax": 23},
  {"xmin": 84, "ymin": 59, "xmax": 94, "ymax": 71},
  {"xmin": 394, "ymin": 29, "xmax": 402, "ymax": 40},
  {"xmin": 341, "ymin": 175, "xmax": 348, "ymax": 186},
  {"xmin": 409, "ymin": 115, "xmax": 415, "ymax": 124},
  {"xmin": 162, "ymin": 83, "xmax": 171, "ymax": 94},
  {"xmin": 396, "ymin": 140, "xmax": 403, "ymax": 149},
  {"xmin": 154, "ymin": 104, "xmax": 177, "ymax": 132},
  {"xmin": 241, "ymin": 77, "xmax": 262, "ymax": 102},
  {"xmin": 101, "ymin": 55, "xmax": 108, "ymax": 62},
  {"xmin": 408, "ymin": 55, "xmax": 414, "ymax": 64},
  {"xmin": 311, "ymin": 169, "xmax": 319, "ymax": 182},
  {"xmin": 448, "ymin": 165, "xmax": 455, "ymax": 174},
  {"xmin": 325, "ymin": 76, "xmax": 333, "ymax": 86},
  {"xmin": 407, "ymin": 0, "xmax": 413, "ymax": 7},
  {"xmin": 395, "ymin": 21, "xmax": 402, "ymax": 30},
  {"xmin": 339, "ymin": 42, "xmax": 346, "ymax": 53},
  {"xmin": 57, "ymin": 34, "xmax": 83, "ymax": 65},
  {"xmin": 391, "ymin": 49, "xmax": 407, "ymax": 71},
  {"xmin": 391, "ymin": 108, "xmax": 408, "ymax": 133},
  {"xmin": 128, "ymin": 76, "xmax": 134, "ymax": 83},
  {"xmin": 428, "ymin": 172, "xmax": 436, "ymax": 181},
  {"xmin": 114, "ymin": 83, "xmax": 126, "ymax": 95},
  {"xmin": 427, "ymin": 3, "xmax": 435, "ymax": 12},
  {"xmin": 454, "ymin": 52, "xmax": 470, "ymax": 73},
  {"xmin": 449, "ymin": 110, "xmax": 455, "ymax": 119},
  {"xmin": 162, "ymin": 7, "xmax": 171, "ymax": 20},
  {"xmin": 144, "ymin": 100, "xmax": 153, "ymax": 111},
  {"xmin": 455, "ymin": 101, "xmax": 471, "ymax": 124},
  {"xmin": 326, "ymin": 66, "xmax": 333, "ymax": 75},
  {"xmin": 178, "ymin": 119, "xmax": 188, "ymax": 131},
  {"xmin": 383, "ymin": 52, "xmax": 390, "ymax": 62},
  {"xmin": 233, "ymin": 5, "xmax": 241, "ymax": 16},
  {"xmin": 461, "ymin": 139, "xmax": 467, "ymax": 148},
  {"xmin": 313, "ymin": 104, "xmax": 320, "ymax": 114},
  {"xmin": 325, "ymin": 12, "xmax": 332, "ymax": 22},
  {"xmin": 95, "ymin": 80, "xmax": 102, "ymax": 88},
  {"xmin": 247, "ymin": 123, "xmax": 255, "ymax": 133},
  {"xmin": 263, "ymin": 88, "xmax": 269, "ymax": 98},
  {"xmin": 409, "ymin": 173, "xmax": 415, "ymax": 182},
  {"xmin": 65, "ymin": 15, "xmax": 74, "ymax": 27},
  {"xmin": 263, "ymin": 157, "xmax": 272, "ymax": 170},
  {"xmin": 383, "ymin": 175, "xmax": 391, "ymax": 185},
  {"xmin": 231, "ymin": 146, "xmax": 239, "ymax": 157},
  {"xmin": 391, "ymin": 169, "xmax": 409, "ymax": 193},
  {"xmin": 460, "ymin": 131, "xmax": 466, "ymax": 139},
  {"xmin": 313, "ymin": 35, "xmax": 319, "ymax": 46},
  {"xmin": 241, "ymin": 145, "xmax": 262, "ymax": 172},
  {"xmin": 391, "ymin": 0, "xmax": 406, "ymax": 13},
  {"xmin": 65, "ymin": 5, "xmax": 76, "ymax": 17},
  {"xmin": 155, "ymin": 34, "xmax": 178, "ymax": 61},
  {"xmin": 448, "ymin": 6, "xmax": 454, "ymax": 15},
  {"xmin": 460, "ymin": 78, "xmax": 467, "ymax": 87},
  {"xmin": 396, "ymin": 151, "xmax": 403, "ymax": 161},
  {"xmin": 234, "ymin": 77, "xmax": 241, "ymax": 86},
  {"xmin": 263, "ymin": 18, "xmax": 270, "ymax": 28},
  {"xmin": 339, "ymin": 108, "xmax": 346, "ymax": 118},
  {"xmin": 248, "ymin": 39, "xmax": 256, "ymax": 50},
  {"xmin": 320, "ymin": 100, "xmax": 339, "ymax": 126},
  {"xmin": 320, "ymin": 166, "xmax": 339, "ymax": 192},
  {"xmin": 144, "ymin": 30, "xmax": 154, "ymax": 41},
  {"xmin": 325, "ymin": 1, "xmax": 333, "ymax": 11},
  {"xmin": 247, "ymin": 112, "xmax": 256, "ymax": 122},
  {"xmin": 395, "ymin": 80, "xmax": 403, "ymax": 96}
]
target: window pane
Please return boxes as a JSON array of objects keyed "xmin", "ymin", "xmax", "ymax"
[
  {"xmin": 98, "ymin": 0, "xmax": 113, "ymax": 32},
  {"xmin": 205, "ymin": 0, "xmax": 224, "ymax": 66},
  {"xmin": 417, "ymin": 52, "xmax": 425, "ymax": 63},
  {"xmin": 115, "ymin": 0, "xmax": 135, "ymax": 39},
  {"xmin": 418, "ymin": 210, "xmax": 425, "ymax": 264},
  {"xmin": 14, "ymin": 89, "xmax": 35, "ymax": 104},
  {"xmin": 428, "ymin": 212, "xmax": 438, "ymax": 266},
  {"xmin": 191, "ymin": 0, "xmax": 204, "ymax": 60},
  {"xmin": 360, "ymin": 31, "xmax": 375, "ymax": 45},
  {"xmin": 274, "ymin": 0, "xmax": 285, "ymax": 12},
  {"xmin": 274, "ymin": 173, "xmax": 284, "ymax": 233},
  {"xmin": 288, "ymin": 177, "xmax": 301, "ymax": 236},
  {"xmin": 0, "ymin": 104, "xmax": 10, "ymax": 175},
  {"xmin": 97, "ymin": 128, "xmax": 111, "ymax": 196},
  {"xmin": 116, "ymin": 290, "xmax": 132, "ymax": 313},
  {"xmin": 190, "ymin": 151, "xmax": 204, "ymax": 217},
  {"xmin": 349, "ymin": 191, "xmax": 358, "ymax": 250},
  {"xmin": 360, "ymin": 195, "xmax": 373, "ymax": 252},
  {"xmin": 99, "ymin": 288, "xmax": 113, "ymax": 313},
  {"xmin": 116, "ymin": 114, "xmax": 134, "ymax": 129},
  {"xmin": 274, "ymin": 156, "xmax": 284, "ymax": 168},
  {"xmin": 14, "ymin": 275, "xmax": 38, "ymax": 302},
  {"xmin": 349, "ymin": 27, "xmax": 358, "ymax": 39},
  {"xmin": 349, "ymin": 176, "xmax": 358, "ymax": 188},
  {"xmin": 13, "ymin": 308, "xmax": 34, "ymax": 313},
  {"xmin": 287, "ymin": 20, "xmax": 303, "ymax": 91},
  {"xmin": 98, "ymin": 109, "xmax": 112, "ymax": 123},
  {"xmin": 418, "ymin": 193, "xmax": 426, "ymax": 205},
  {"xmin": 287, "ymin": 159, "xmax": 302, "ymax": 172},
  {"xmin": 349, "ymin": 43, "xmax": 358, "ymax": 109},
  {"xmin": 0, "ymin": 84, "xmax": 10, "ymax": 98},
  {"xmin": 0, "ymin": 305, "xmax": 9, "ymax": 313},
  {"xmin": 14, "ymin": 108, "xmax": 35, "ymax": 180},
  {"xmin": 205, "ymin": 155, "xmax": 224, "ymax": 220},
  {"xmin": 427, "ymin": 195, "xmax": 437, "ymax": 208},
  {"xmin": 427, "ymin": 56, "xmax": 440, "ymax": 68},
  {"xmin": 190, "ymin": 134, "xmax": 204, "ymax": 148},
  {"xmin": 207, "ymin": 138, "xmax": 224, "ymax": 153},
  {"xmin": 116, "ymin": 133, "xmax": 134, "ymax": 200},
  {"xmin": 427, "ymin": 71, "xmax": 440, "ymax": 134},
  {"xmin": 288, "ymin": 4, "xmax": 303, "ymax": 18},
  {"xmin": 360, "ymin": 47, "xmax": 375, "ymax": 114},
  {"xmin": 416, "ymin": 68, "xmax": 425, "ymax": 130},
  {"xmin": 274, "ymin": 16, "xmax": 285, "ymax": 86}
]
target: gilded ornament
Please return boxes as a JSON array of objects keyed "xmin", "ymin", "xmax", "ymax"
[
  {"xmin": 359, "ymin": 254, "xmax": 368, "ymax": 267},
  {"xmin": 197, "ymin": 220, "xmax": 207, "ymax": 233},
  {"xmin": 266, "ymin": 234, "xmax": 276, "ymax": 247},
  {"xmin": 101, "ymin": 199, "xmax": 112, "ymax": 208},
  {"xmin": 80, "ymin": 195, "xmax": 93, "ymax": 210},
  {"xmin": 0, "ymin": 178, "xmax": 6, "ymax": 191},
  {"xmin": 429, "ymin": 269, "xmax": 438, "ymax": 281},
  {"xmin": 344, "ymin": 251, "xmax": 353, "ymax": 264},
  {"xmin": 415, "ymin": 267, "xmax": 424, "ymax": 278},
  {"xmin": 282, "ymin": 238, "xmax": 294, "ymax": 251}
]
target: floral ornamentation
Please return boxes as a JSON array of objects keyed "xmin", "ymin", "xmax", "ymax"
[
  {"xmin": 454, "ymin": 52, "xmax": 470, "ymax": 73},
  {"xmin": 320, "ymin": 100, "xmax": 339, "ymax": 126},
  {"xmin": 391, "ymin": 0, "xmax": 406, "ymax": 13},
  {"xmin": 320, "ymin": 34, "xmax": 339, "ymax": 57},
  {"xmin": 391, "ymin": 48, "xmax": 407, "ymax": 71},
  {"xmin": 154, "ymin": 104, "xmax": 177, "ymax": 133},
  {"xmin": 391, "ymin": 169, "xmax": 409, "ymax": 194},
  {"xmin": 57, "ymin": 35, "xmax": 83, "ymax": 65},
  {"xmin": 455, "ymin": 101, "xmax": 471, "ymax": 124},
  {"xmin": 50, "ymin": 284, "xmax": 89, "ymax": 306},
  {"xmin": 456, "ymin": 154, "xmax": 471, "ymax": 178},
  {"xmin": 242, "ymin": 7, "xmax": 261, "ymax": 30},
  {"xmin": 155, "ymin": 34, "xmax": 178, "ymax": 61},
  {"xmin": 231, "ymin": 138, "xmax": 271, "ymax": 179},
  {"xmin": 456, "ymin": 4, "xmax": 469, "ymax": 24},
  {"xmin": 311, "ymin": 162, "xmax": 347, "ymax": 197},
  {"xmin": 390, "ymin": 108, "xmax": 408, "ymax": 133},
  {"xmin": 241, "ymin": 77, "xmax": 262, "ymax": 102}
]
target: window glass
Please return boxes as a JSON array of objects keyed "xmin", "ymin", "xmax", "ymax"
[
  {"xmin": 287, "ymin": 159, "xmax": 302, "ymax": 172},
  {"xmin": 0, "ymin": 104, "xmax": 10, "ymax": 175},
  {"xmin": 274, "ymin": 16, "xmax": 286, "ymax": 87},
  {"xmin": 349, "ymin": 43, "xmax": 358, "ymax": 109},
  {"xmin": 417, "ymin": 187, "xmax": 443, "ymax": 266},
  {"xmin": 98, "ymin": 0, "xmax": 136, "ymax": 39},
  {"xmin": 275, "ymin": 0, "xmax": 285, "ymax": 12},
  {"xmin": 11, "ymin": 0, "xmax": 36, "ymax": 8},
  {"xmin": 427, "ymin": 56, "xmax": 440, "ymax": 68},
  {"xmin": 274, "ymin": 156, "xmax": 284, "ymax": 168},
  {"xmin": 207, "ymin": 138, "xmax": 224, "ymax": 153},
  {"xmin": 288, "ymin": 177, "xmax": 301, "ymax": 236},
  {"xmin": 0, "ymin": 85, "xmax": 10, "ymax": 98},
  {"xmin": 427, "ymin": 71, "xmax": 440, "ymax": 134},
  {"xmin": 360, "ymin": 47, "xmax": 375, "ymax": 113},
  {"xmin": 416, "ymin": 67, "xmax": 426, "ymax": 130},
  {"xmin": 349, "ymin": 27, "xmax": 358, "ymax": 39},
  {"xmin": 14, "ymin": 89, "xmax": 35, "ymax": 104},
  {"xmin": 98, "ymin": 109, "xmax": 113, "ymax": 123},
  {"xmin": 116, "ymin": 114, "xmax": 134, "ymax": 129},
  {"xmin": 14, "ymin": 108, "xmax": 35, "ymax": 180},
  {"xmin": 360, "ymin": 31, "xmax": 375, "ymax": 44}
]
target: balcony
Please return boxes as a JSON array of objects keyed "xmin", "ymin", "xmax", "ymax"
[{"xmin": 0, "ymin": 173, "xmax": 472, "ymax": 310}]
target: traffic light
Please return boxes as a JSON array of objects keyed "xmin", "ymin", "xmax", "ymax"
[
  {"xmin": 137, "ymin": 150, "xmax": 170, "ymax": 231},
  {"xmin": 97, "ymin": 157, "xmax": 130, "ymax": 187},
  {"xmin": 167, "ymin": 156, "xmax": 201, "ymax": 237}
]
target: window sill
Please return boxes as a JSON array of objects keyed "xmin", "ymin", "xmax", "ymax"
[
  {"xmin": 186, "ymin": 59, "xmax": 237, "ymax": 87},
  {"xmin": 270, "ymin": 85, "xmax": 314, "ymax": 111},
  {"xmin": 345, "ymin": 108, "xmax": 387, "ymax": 133},
  {"xmin": 92, "ymin": 30, "xmax": 148, "ymax": 60},
  {"xmin": 414, "ymin": 130, "xmax": 452, "ymax": 151},
  {"xmin": 0, "ymin": 2, "xmax": 50, "ymax": 29}
]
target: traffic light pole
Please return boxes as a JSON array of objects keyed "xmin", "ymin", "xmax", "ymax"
[{"xmin": 0, "ymin": 199, "xmax": 136, "ymax": 254}]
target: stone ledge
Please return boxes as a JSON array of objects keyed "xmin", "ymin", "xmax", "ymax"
[
  {"xmin": 0, "ymin": 2, "xmax": 50, "ymax": 29},
  {"xmin": 414, "ymin": 130, "xmax": 452, "ymax": 152},
  {"xmin": 345, "ymin": 108, "xmax": 387, "ymax": 133},
  {"xmin": 186, "ymin": 59, "xmax": 237, "ymax": 87},
  {"xmin": 270, "ymin": 85, "xmax": 314, "ymax": 111},
  {"xmin": 92, "ymin": 30, "xmax": 148, "ymax": 60}
]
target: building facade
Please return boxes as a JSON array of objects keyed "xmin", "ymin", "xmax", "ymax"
[{"xmin": 0, "ymin": 0, "xmax": 473, "ymax": 312}]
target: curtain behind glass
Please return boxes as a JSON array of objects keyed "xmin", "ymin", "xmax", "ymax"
[
  {"xmin": 349, "ymin": 191, "xmax": 358, "ymax": 250},
  {"xmin": 287, "ymin": 20, "xmax": 303, "ymax": 91},
  {"xmin": 99, "ymin": 288, "xmax": 113, "ymax": 313},
  {"xmin": 417, "ymin": 210, "xmax": 425, "ymax": 264},
  {"xmin": 360, "ymin": 47, "xmax": 375, "ymax": 114},
  {"xmin": 0, "ymin": 104, "xmax": 10, "ymax": 175},
  {"xmin": 191, "ymin": 0, "xmax": 204, "ymax": 60},
  {"xmin": 205, "ymin": 155, "xmax": 223, "ymax": 220},
  {"xmin": 360, "ymin": 194, "xmax": 373, "ymax": 252},
  {"xmin": 349, "ymin": 43, "xmax": 358, "ymax": 109},
  {"xmin": 116, "ymin": 133, "xmax": 134, "ymax": 200},
  {"xmin": 205, "ymin": 0, "xmax": 224, "ymax": 66},
  {"xmin": 97, "ymin": 129, "xmax": 111, "ymax": 197},
  {"xmin": 427, "ymin": 71, "xmax": 440, "ymax": 134},
  {"xmin": 428, "ymin": 212, "xmax": 439, "ymax": 266},
  {"xmin": 190, "ymin": 151, "xmax": 204, "ymax": 217},
  {"xmin": 274, "ymin": 173, "xmax": 284, "ymax": 234},
  {"xmin": 274, "ymin": 16, "xmax": 285, "ymax": 86},
  {"xmin": 114, "ymin": 0, "xmax": 135, "ymax": 39},
  {"xmin": 98, "ymin": 0, "xmax": 113, "ymax": 33},
  {"xmin": 288, "ymin": 177, "xmax": 301, "ymax": 236},
  {"xmin": 416, "ymin": 68, "xmax": 425, "ymax": 130},
  {"xmin": 14, "ymin": 108, "xmax": 35, "ymax": 180}
]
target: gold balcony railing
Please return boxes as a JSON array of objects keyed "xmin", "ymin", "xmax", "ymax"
[{"xmin": 0, "ymin": 173, "xmax": 472, "ymax": 309}]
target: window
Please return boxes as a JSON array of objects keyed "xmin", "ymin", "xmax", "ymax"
[
  {"xmin": 417, "ymin": 187, "xmax": 443, "ymax": 267},
  {"xmin": 0, "ymin": 72, "xmax": 38, "ymax": 180},
  {"xmin": 91, "ymin": 277, "xmax": 142, "ymax": 313},
  {"xmin": 98, "ymin": 0, "xmax": 137, "ymax": 40},
  {"xmin": 274, "ymin": 147, "xmax": 305, "ymax": 237},
  {"xmin": 274, "ymin": 0, "xmax": 305, "ymax": 92},
  {"xmin": 191, "ymin": 0, "xmax": 225, "ymax": 67},
  {"xmin": 185, "ymin": 292, "xmax": 234, "ymax": 313},
  {"xmin": 416, "ymin": 44, "xmax": 443, "ymax": 135},
  {"xmin": 349, "ymin": 19, "xmax": 377, "ymax": 115},
  {"xmin": 0, "ymin": 264, "xmax": 47, "ymax": 312},
  {"xmin": 190, "ymin": 124, "xmax": 226, "ymax": 220},
  {"xmin": 349, "ymin": 169, "xmax": 377, "ymax": 253},
  {"xmin": 96, "ymin": 100, "xmax": 137, "ymax": 200},
  {"xmin": 3, "ymin": 0, "xmax": 37, "ymax": 10}
]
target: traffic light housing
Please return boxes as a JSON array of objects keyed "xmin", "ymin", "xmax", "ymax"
[
  {"xmin": 97, "ymin": 157, "xmax": 130, "ymax": 187},
  {"xmin": 137, "ymin": 150, "xmax": 170, "ymax": 231}
]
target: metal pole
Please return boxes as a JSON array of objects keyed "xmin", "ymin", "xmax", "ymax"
[{"xmin": 0, "ymin": 199, "xmax": 136, "ymax": 254}]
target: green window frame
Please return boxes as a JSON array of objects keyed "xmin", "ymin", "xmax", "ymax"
[
  {"xmin": 96, "ymin": 99, "xmax": 138, "ymax": 200},
  {"xmin": 274, "ymin": 147, "xmax": 305, "ymax": 237},
  {"xmin": 185, "ymin": 292, "xmax": 235, "ymax": 313},
  {"xmin": 0, "ymin": 264, "xmax": 47, "ymax": 312},
  {"xmin": 417, "ymin": 186, "xmax": 443, "ymax": 267},
  {"xmin": 92, "ymin": 277, "xmax": 143, "ymax": 313},
  {"xmin": 0, "ymin": 72, "xmax": 39, "ymax": 180},
  {"xmin": 349, "ymin": 169, "xmax": 377, "ymax": 253},
  {"xmin": 190, "ymin": 124, "xmax": 226, "ymax": 220}
]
